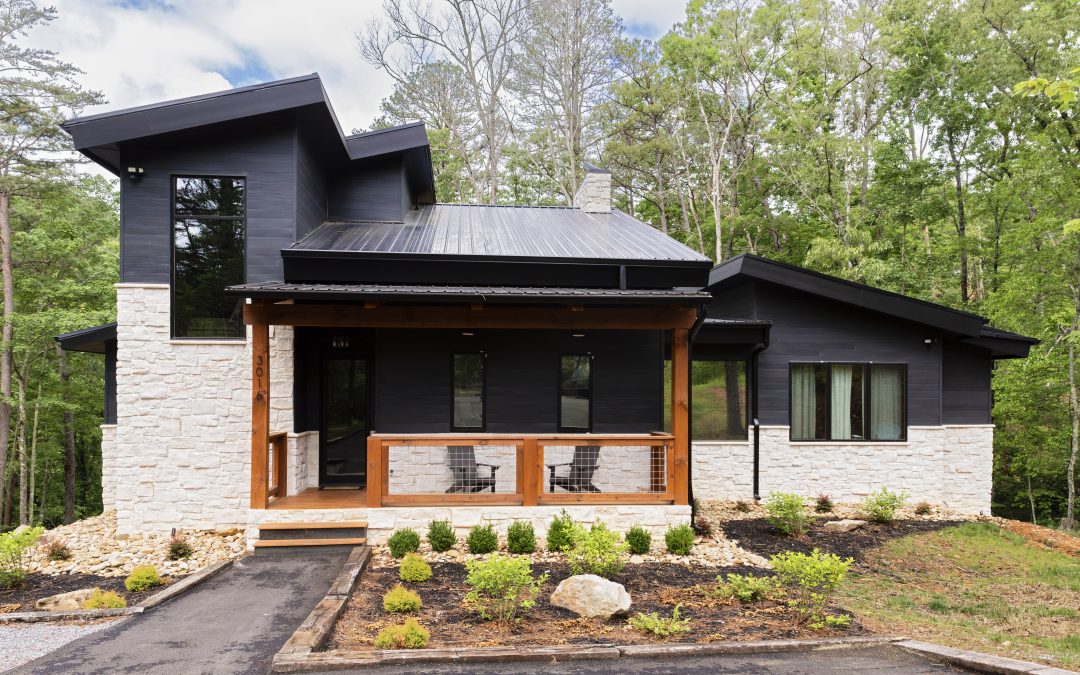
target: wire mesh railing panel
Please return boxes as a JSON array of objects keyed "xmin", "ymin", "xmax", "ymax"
[
  {"xmin": 541, "ymin": 443, "xmax": 668, "ymax": 494},
  {"xmin": 386, "ymin": 444, "xmax": 518, "ymax": 495}
]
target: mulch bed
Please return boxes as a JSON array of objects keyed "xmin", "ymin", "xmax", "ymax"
[
  {"xmin": 0, "ymin": 572, "xmax": 180, "ymax": 613},
  {"xmin": 720, "ymin": 517, "xmax": 965, "ymax": 564},
  {"xmin": 327, "ymin": 561, "xmax": 865, "ymax": 651}
]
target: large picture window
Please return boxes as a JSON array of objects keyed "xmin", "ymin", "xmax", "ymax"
[
  {"xmin": 663, "ymin": 360, "xmax": 747, "ymax": 440},
  {"xmin": 172, "ymin": 176, "xmax": 246, "ymax": 339},
  {"xmin": 559, "ymin": 355, "xmax": 592, "ymax": 432},
  {"xmin": 790, "ymin": 363, "xmax": 906, "ymax": 441},
  {"xmin": 452, "ymin": 353, "xmax": 485, "ymax": 430}
]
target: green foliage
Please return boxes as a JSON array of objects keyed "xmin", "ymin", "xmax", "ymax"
[
  {"xmin": 815, "ymin": 494, "xmax": 834, "ymax": 514},
  {"xmin": 546, "ymin": 509, "xmax": 575, "ymax": 552},
  {"xmin": 664, "ymin": 524, "xmax": 696, "ymax": 555},
  {"xmin": 566, "ymin": 522, "xmax": 626, "ymax": 578},
  {"xmin": 387, "ymin": 528, "xmax": 421, "ymax": 559},
  {"xmin": 628, "ymin": 604, "xmax": 692, "ymax": 637},
  {"xmin": 399, "ymin": 553, "xmax": 432, "ymax": 583},
  {"xmin": 83, "ymin": 589, "xmax": 126, "ymax": 609},
  {"xmin": 167, "ymin": 535, "xmax": 193, "ymax": 561},
  {"xmin": 625, "ymin": 526, "xmax": 652, "ymax": 555},
  {"xmin": 373, "ymin": 617, "xmax": 429, "ymax": 649},
  {"xmin": 383, "ymin": 584, "xmax": 422, "ymax": 613},
  {"xmin": 506, "ymin": 521, "xmax": 536, "ymax": 554},
  {"xmin": 764, "ymin": 492, "xmax": 813, "ymax": 536},
  {"xmin": 124, "ymin": 565, "xmax": 162, "ymax": 592},
  {"xmin": 466, "ymin": 524, "xmax": 499, "ymax": 554},
  {"xmin": 463, "ymin": 554, "xmax": 548, "ymax": 622},
  {"xmin": 0, "ymin": 526, "xmax": 43, "ymax": 588},
  {"xmin": 863, "ymin": 488, "xmax": 908, "ymax": 523},
  {"xmin": 771, "ymin": 549, "xmax": 853, "ymax": 629},
  {"xmin": 426, "ymin": 520, "xmax": 456, "ymax": 553},
  {"xmin": 714, "ymin": 573, "xmax": 777, "ymax": 603}
]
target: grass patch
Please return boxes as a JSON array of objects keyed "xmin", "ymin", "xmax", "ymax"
[{"xmin": 838, "ymin": 522, "xmax": 1080, "ymax": 670}]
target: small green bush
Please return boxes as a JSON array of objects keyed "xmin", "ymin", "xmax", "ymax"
[
  {"xmin": 506, "ymin": 521, "xmax": 537, "ymax": 554},
  {"xmin": 83, "ymin": 588, "xmax": 126, "ymax": 609},
  {"xmin": 463, "ymin": 554, "xmax": 547, "ymax": 622},
  {"xmin": 770, "ymin": 548, "xmax": 853, "ymax": 629},
  {"xmin": 814, "ymin": 494, "xmax": 834, "ymax": 514},
  {"xmin": 399, "ymin": 553, "xmax": 433, "ymax": 583},
  {"xmin": 863, "ymin": 487, "xmax": 908, "ymax": 523},
  {"xmin": 125, "ymin": 565, "xmax": 162, "ymax": 592},
  {"xmin": 387, "ymin": 528, "xmax": 421, "ymax": 559},
  {"xmin": 0, "ymin": 526, "xmax": 43, "ymax": 588},
  {"xmin": 914, "ymin": 500, "xmax": 933, "ymax": 516},
  {"xmin": 383, "ymin": 584, "xmax": 422, "ymax": 613},
  {"xmin": 567, "ymin": 523, "xmax": 626, "ymax": 578},
  {"xmin": 628, "ymin": 604, "xmax": 691, "ymax": 637},
  {"xmin": 466, "ymin": 524, "xmax": 499, "ymax": 554},
  {"xmin": 374, "ymin": 618, "xmax": 429, "ymax": 649},
  {"xmin": 764, "ymin": 492, "xmax": 813, "ymax": 536},
  {"xmin": 43, "ymin": 537, "xmax": 72, "ymax": 562},
  {"xmin": 546, "ymin": 509, "xmax": 575, "ymax": 552},
  {"xmin": 427, "ymin": 520, "xmax": 457, "ymax": 552},
  {"xmin": 714, "ymin": 573, "xmax": 776, "ymax": 603},
  {"xmin": 625, "ymin": 526, "xmax": 652, "ymax": 555},
  {"xmin": 665, "ymin": 524, "xmax": 696, "ymax": 555},
  {"xmin": 167, "ymin": 534, "xmax": 193, "ymax": 561}
]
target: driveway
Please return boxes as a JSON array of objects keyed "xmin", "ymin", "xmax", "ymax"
[{"xmin": 13, "ymin": 549, "xmax": 348, "ymax": 675}]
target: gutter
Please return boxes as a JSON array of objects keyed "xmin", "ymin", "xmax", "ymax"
[{"xmin": 749, "ymin": 332, "xmax": 770, "ymax": 502}]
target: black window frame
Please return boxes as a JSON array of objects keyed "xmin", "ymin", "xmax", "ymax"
[
  {"xmin": 788, "ymin": 362, "xmax": 908, "ymax": 442},
  {"xmin": 558, "ymin": 353, "xmax": 593, "ymax": 433},
  {"xmin": 170, "ymin": 173, "xmax": 248, "ymax": 341},
  {"xmin": 451, "ymin": 352, "xmax": 486, "ymax": 432}
]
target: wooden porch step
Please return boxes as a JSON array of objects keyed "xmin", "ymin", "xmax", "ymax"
[
  {"xmin": 258, "ymin": 521, "xmax": 367, "ymax": 530},
  {"xmin": 253, "ymin": 537, "xmax": 367, "ymax": 548}
]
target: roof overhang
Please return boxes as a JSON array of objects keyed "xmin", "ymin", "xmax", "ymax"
[
  {"xmin": 55, "ymin": 323, "xmax": 116, "ymax": 354},
  {"xmin": 958, "ymin": 328, "xmax": 1039, "ymax": 359}
]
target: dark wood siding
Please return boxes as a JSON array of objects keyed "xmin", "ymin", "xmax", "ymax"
[
  {"xmin": 327, "ymin": 156, "xmax": 406, "ymax": 223},
  {"xmin": 105, "ymin": 340, "xmax": 117, "ymax": 425},
  {"xmin": 942, "ymin": 340, "xmax": 992, "ymax": 424},
  {"xmin": 295, "ymin": 126, "xmax": 327, "ymax": 240}
]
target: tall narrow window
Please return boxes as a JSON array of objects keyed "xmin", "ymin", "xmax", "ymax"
[
  {"xmin": 172, "ymin": 176, "xmax": 246, "ymax": 338},
  {"xmin": 663, "ymin": 360, "xmax": 748, "ymax": 440},
  {"xmin": 559, "ymin": 355, "xmax": 592, "ymax": 432},
  {"xmin": 870, "ymin": 364, "xmax": 905, "ymax": 440},
  {"xmin": 452, "ymin": 353, "xmax": 485, "ymax": 430},
  {"xmin": 790, "ymin": 363, "xmax": 906, "ymax": 441}
]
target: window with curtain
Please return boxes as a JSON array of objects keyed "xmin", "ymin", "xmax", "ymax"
[
  {"xmin": 559, "ymin": 355, "xmax": 592, "ymax": 431},
  {"xmin": 790, "ymin": 363, "xmax": 906, "ymax": 441},
  {"xmin": 662, "ymin": 360, "xmax": 748, "ymax": 440},
  {"xmin": 452, "ymin": 353, "xmax": 485, "ymax": 430}
]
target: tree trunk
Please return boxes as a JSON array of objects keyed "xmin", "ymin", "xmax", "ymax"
[
  {"xmin": 1064, "ymin": 281, "xmax": 1080, "ymax": 531},
  {"xmin": 28, "ymin": 376, "xmax": 42, "ymax": 525},
  {"xmin": 0, "ymin": 190, "xmax": 11, "ymax": 518},
  {"xmin": 946, "ymin": 129, "xmax": 969, "ymax": 303},
  {"xmin": 59, "ymin": 344, "xmax": 76, "ymax": 524},
  {"xmin": 15, "ymin": 368, "xmax": 26, "ymax": 525}
]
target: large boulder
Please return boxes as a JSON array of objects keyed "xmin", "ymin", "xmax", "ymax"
[
  {"xmin": 35, "ymin": 588, "xmax": 96, "ymax": 611},
  {"xmin": 823, "ymin": 519, "xmax": 867, "ymax": 533},
  {"xmin": 550, "ymin": 574, "xmax": 631, "ymax": 619}
]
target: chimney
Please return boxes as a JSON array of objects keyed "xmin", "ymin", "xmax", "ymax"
[{"xmin": 573, "ymin": 162, "xmax": 611, "ymax": 213}]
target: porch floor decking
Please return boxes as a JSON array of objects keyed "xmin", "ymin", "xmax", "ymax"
[{"xmin": 268, "ymin": 487, "xmax": 367, "ymax": 510}]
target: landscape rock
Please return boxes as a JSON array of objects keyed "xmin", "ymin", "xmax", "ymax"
[
  {"xmin": 35, "ymin": 588, "xmax": 96, "ymax": 611},
  {"xmin": 823, "ymin": 519, "xmax": 867, "ymax": 533},
  {"xmin": 550, "ymin": 574, "xmax": 631, "ymax": 619}
]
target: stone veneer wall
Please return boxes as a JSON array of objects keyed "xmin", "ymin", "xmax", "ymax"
[
  {"xmin": 100, "ymin": 424, "xmax": 117, "ymax": 509},
  {"xmin": 691, "ymin": 424, "xmax": 994, "ymax": 514}
]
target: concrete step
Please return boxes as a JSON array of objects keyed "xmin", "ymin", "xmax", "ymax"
[{"xmin": 253, "ymin": 537, "xmax": 367, "ymax": 548}]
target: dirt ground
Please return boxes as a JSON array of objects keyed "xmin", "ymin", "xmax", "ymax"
[
  {"xmin": 994, "ymin": 518, "xmax": 1080, "ymax": 556},
  {"xmin": 0, "ymin": 571, "xmax": 177, "ymax": 612}
]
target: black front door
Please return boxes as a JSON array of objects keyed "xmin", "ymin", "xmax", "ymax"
[{"xmin": 320, "ymin": 356, "xmax": 370, "ymax": 487}]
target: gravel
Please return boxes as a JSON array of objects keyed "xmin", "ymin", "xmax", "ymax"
[{"xmin": 0, "ymin": 619, "xmax": 121, "ymax": 672}]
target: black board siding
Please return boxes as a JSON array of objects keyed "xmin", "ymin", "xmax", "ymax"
[
  {"xmin": 105, "ymin": 341, "xmax": 117, "ymax": 425},
  {"xmin": 327, "ymin": 156, "xmax": 405, "ymax": 223},
  {"xmin": 942, "ymin": 340, "xmax": 992, "ymax": 424},
  {"xmin": 295, "ymin": 125, "xmax": 327, "ymax": 240}
]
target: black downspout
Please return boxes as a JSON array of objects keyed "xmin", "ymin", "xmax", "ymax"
[
  {"xmin": 750, "ymin": 334, "xmax": 769, "ymax": 502},
  {"xmin": 687, "ymin": 306, "xmax": 708, "ymax": 517}
]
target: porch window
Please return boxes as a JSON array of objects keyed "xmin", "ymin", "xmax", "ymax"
[
  {"xmin": 172, "ymin": 176, "xmax": 246, "ymax": 339},
  {"xmin": 662, "ymin": 360, "xmax": 747, "ymax": 440},
  {"xmin": 452, "ymin": 353, "xmax": 485, "ymax": 430},
  {"xmin": 790, "ymin": 363, "xmax": 906, "ymax": 441},
  {"xmin": 559, "ymin": 355, "xmax": 592, "ymax": 432}
]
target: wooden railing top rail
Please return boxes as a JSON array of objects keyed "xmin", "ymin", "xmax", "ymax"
[{"xmin": 369, "ymin": 432, "xmax": 675, "ymax": 441}]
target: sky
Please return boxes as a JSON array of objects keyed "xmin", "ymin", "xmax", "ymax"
[{"xmin": 33, "ymin": 0, "xmax": 687, "ymax": 138}]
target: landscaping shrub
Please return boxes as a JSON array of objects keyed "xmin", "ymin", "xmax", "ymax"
[
  {"xmin": 664, "ymin": 524, "xmax": 695, "ymax": 555},
  {"xmin": 466, "ymin": 524, "xmax": 499, "ymax": 554},
  {"xmin": 770, "ymin": 548, "xmax": 853, "ymax": 629},
  {"xmin": 734, "ymin": 500, "xmax": 752, "ymax": 513},
  {"xmin": 764, "ymin": 492, "xmax": 812, "ymax": 536},
  {"xmin": 814, "ymin": 494, "xmax": 834, "ymax": 514},
  {"xmin": 463, "ymin": 554, "xmax": 547, "ymax": 622},
  {"xmin": 914, "ymin": 500, "xmax": 933, "ymax": 516},
  {"xmin": 167, "ymin": 534, "xmax": 193, "ymax": 561},
  {"xmin": 125, "ymin": 565, "xmax": 163, "ymax": 592},
  {"xmin": 628, "ymin": 604, "xmax": 691, "ymax": 637},
  {"xmin": 427, "ymin": 520, "xmax": 456, "ymax": 553},
  {"xmin": 83, "ymin": 589, "xmax": 126, "ymax": 609},
  {"xmin": 43, "ymin": 537, "xmax": 72, "ymax": 562},
  {"xmin": 714, "ymin": 573, "xmax": 776, "ymax": 603},
  {"xmin": 399, "ymin": 553, "xmax": 432, "ymax": 583},
  {"xmin": 387, "ymin": 528, "xmax": 421, "ymax": 559},
  {"xmin": 374, "ymin": 618, "xmax": 429, "ymax": 649},
  {"xmin": 693, "ymin": 513, "xmax": 712, "ymax": 537},
  {"xmin": 863, "ymin": 487, "xmax": 908, "ymax": 523},
  {"xmin": 506, "ymin": 521, "xmax": 537, "ymax": 554},
  {"xmin": 383, "ymin": 584, "xmax": 422, "ymax": 613},
  {"xmin": 546, "ymin": 509, "xmax": 575, "ymax": 552},
  {"xmin": 567, "ymin": 523, "xmax": 626, "ymax": 578},
  {"xmin": 0, "ymin": 526, "xmax": 43, "ymax": 588},
  {"xmin": 625, "ymin": 526, "xmax": 652, "ymax": 555}
]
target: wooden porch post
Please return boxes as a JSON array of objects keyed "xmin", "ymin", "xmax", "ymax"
[
  {"xmin": 672, "ymin": 327, "xmax": 690, "ymax": 505},
  {"xmin": 250, "ymin": 315, "xmax": 270, "ymax": 508}
]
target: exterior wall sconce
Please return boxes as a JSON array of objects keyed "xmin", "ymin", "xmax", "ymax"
[
  {"xmin": 461, "ymin": 331, "xmax": 475, "ymax": 336},
  {"xmin": 572, "ymin": 333, "xmax": 585, "ymax": 338},
  {"xmin": 126, "ymin": 166, "xmax": 144, "ymax": 183}
]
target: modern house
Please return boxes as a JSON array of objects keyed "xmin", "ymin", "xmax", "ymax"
[{"xmin": 56, "ymin": 74, "xmax": 1034, "ymax": 547}]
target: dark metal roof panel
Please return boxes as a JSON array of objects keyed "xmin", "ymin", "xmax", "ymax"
[
  {"xmin": 345, "ymin": 123, "xmax": 430, "ymax": 160},
  {"xmin": 55, "ymin": 322, "xmax": 117, "ymax": 354},
  {"xmin": 227, "ymin": 282, "xmax": 710, "ymax": 304}
]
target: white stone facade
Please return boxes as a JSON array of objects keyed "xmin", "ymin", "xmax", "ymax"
[
  {"xmin": 573, "ymin": 170, "xmax": 612, "ymax": 213},
  {"xmin": 100, "ymin": 424, "xmax": 117, "ymax": 509},
  {"xmin": 692, "ymin": 424, "xmax": 994, "ymax": 514}
]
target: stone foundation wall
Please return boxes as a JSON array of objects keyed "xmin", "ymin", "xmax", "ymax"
[
  {"xmin": 100, "ymin": 424, "xmax": 117, "ymax": 509},
  {"xmin": 691, "ymin": 425, "xmax": 994, "ymax": 514}
]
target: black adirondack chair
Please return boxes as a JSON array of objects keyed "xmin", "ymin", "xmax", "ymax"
[
  {"xmin": 445, "ymin": 445, "xmax": 499, "ymax": 493},
  {"xmin": 547, "ymin": 445, "xmax": 601, "ymax": 493}
]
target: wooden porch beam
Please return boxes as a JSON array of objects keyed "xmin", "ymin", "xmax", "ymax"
[
  {"xmin": 250, "ymin": 317, "xmax": 270, "ymax": 509},
  {"xmin": 671, "ymin": 327, "xmax": 690, "ymax": 505}
]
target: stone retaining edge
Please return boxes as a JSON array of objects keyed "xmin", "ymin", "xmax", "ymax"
[{"xmin": 895, "ymin": 639, "xmax": 1075, "ymax": 675}]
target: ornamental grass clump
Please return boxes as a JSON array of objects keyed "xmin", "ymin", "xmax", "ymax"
[
  {"xmin": 628, "ymin": 604, "xmax": 691, "ymax": 637},
  {"xmin": 383, "ymin": 584, "xmax": 422, "ymax": 613},
  {"xmin": 167, "ymin": 534, "xmax": 193, "ymax": 561},
  {"xmin": 506, "ymin": 521, "xmax": 537, "ymax": 554},
  {"xmin": 815, "ymin": 494, "xmax": 834, "ymax": 514},
  {"xmin": 426, "ymin": 520, "xmax": 456, "ymax": 553},
  {"xmin": 664, "ymin": 524, "xmax": 695, "ymax": 555},
  {"xmin": 625, "ymin": 525, "xmax": 652, "ymax": 555},
  {"xmin": 546, "ymin": 509, "xmax": 575, "ymax": 552},
  {"xmin": 770, "ymin": 548, "xmax": 853, "ymax": 629},
  {"xmin": 567, "ymin": 522, "xmax": 626, "ymax": 578},
  {"xmin": 863, "ymin": 487, "xmax": 908, "ymax": 523},
  {"xmin": 463, "ymin": 554, "xmax": 547, "ymax": 623},
  {"xmin": 373, "ymin": 618, "xmax": 429, "ymax": 649},
  {"xmin": 466, "ymin": 524, "xmax": 499, "ymax": 554},
  {"xmin": 714, "ymin": 573, "xmax": 776, "ymax": 603},
  {"xmin": 43, "ymin": 537, "xmax": 72, "ymax": 562},
  {"xmin": 0, "ymin": 526, "xmax": 43, "ymax": 588},
  {"xmin": 399, "ymin": 553, "xmax": 432, "ymax": 583},
  {"xmin": 387, "ymin": 528, "xmax": 421, "ymax": 559},
  {"xmin": 83, "ymin": 588, "xmax": 126, "ymax": 609},
  {"xmin": 125, "ymin": 565, "xmax": 163, "ymax": 592},
  {"xmin": 764, "ymin": 492, "xmax": 813, "ymax": 536}
]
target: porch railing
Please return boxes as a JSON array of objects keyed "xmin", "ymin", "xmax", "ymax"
[
  {"xmin": 267, "ymin": 431, "xmax": 288, "ymax": 500},
  {"xmin": 366, "ymin": 432, "xmax": 679, "ymax": 507}
]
